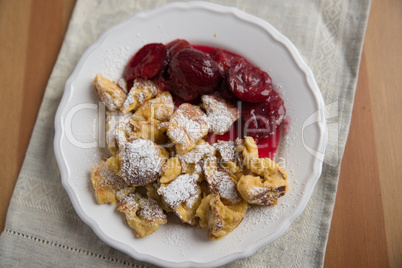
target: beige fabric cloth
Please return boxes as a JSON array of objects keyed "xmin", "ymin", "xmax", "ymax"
[{"xmin": 0, "ymin": 0, "xmax": 370, "ymax": 267}]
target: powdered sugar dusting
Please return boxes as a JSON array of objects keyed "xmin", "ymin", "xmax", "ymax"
[
  {"xmin": 248, "ymin": 186, "xmax": 267, "ymax": 197},
  {"xmin": 122, "ymin": 79, "xmax": 159, "ymax": 112},
  {"xmin": 117, "ymin": 78, "xmax": 128, "ymax": 94},
  {"xmin": 174, "ymin": 110, "xmax": 205, "ymax": 141},
  {"xmin": 162, "ymin": 223, "xmax": 196, "ymax": 256},
  {"xmin": 168, "ymin": 127, "xmax": 188, "ymax": 145},
  {"xmin": 123, "ymin": 90, "xmax": 135, "ymax": 109},
  {"xmin": 185, "ymin": 189, "xmax": 200, "ymax": 208},
  {"xmin": 158, "ymin": 174, "xmax": 199, "ymax": 208},
  {"xmin": 90, "ymin": 44, "xmax": 132, "ymax": 79},
  {"xmin": 120, "ymin": 139, "xmax": 164, "ymax": 185},
  {"xmin": 167, "ymin": 104, "xmax": 209, "ymax": 152},
  {"xmin": 137, "ymin": 195, "xmax": 166, "ymax": 222},
  {"xmin": 137, "ymin": 91, "xmax": 146, "ymax": 104},
  {"xmin": 201, "ymin": 95, "xmax": 239, "ymax": 135},
  {"xmin": 106, "ymin": 111, "xmax": 133, "ymax": 153},
  {"xmin": 178, "ymin": 142, "xmax": 215, "ymax": 170},
  {"xmin": 211, "ymin": 171, "xmax": 241, "ymax": 204},
  {"xmin": 213, "ymin": 140, "xmax": 235, "ymax": 162},
  {"xmin": 92, "ymin": 160, "xmax": 127, "ymax": 190},
  {"xmin": 193, "ymin": 162, "xmax": 203, "ymax": 174},
  {"xmin": 119, "ymin": 194, "xmax": 140, "ymax": 212},
  {"xmin": 244, "ymin": 200, "xmax": 291, "ymax": 227}
]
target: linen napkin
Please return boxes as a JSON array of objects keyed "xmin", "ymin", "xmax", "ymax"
[{"xmin": 0, "ymin": 0, "xmax": 371, "ymax": 267}]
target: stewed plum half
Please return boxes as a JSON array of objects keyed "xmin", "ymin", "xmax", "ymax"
[
  {"xmin": 168, "ymin": 48, "xmax": 223, "ymax": 101},
  {"xmin": 227, "ymin": 58, "xmax": 273, "ymax": 103},
  {"xmin": 242, "ymin": 90, "xmax": 286, "ymax": 141},
  {"xmin": 166, "ymin": 39, "xmax": 192, "ymax": 58},
  {"xmin": 125, "ymin": 43, "xmax": 168, "ymax": 81},
  {"xmin": 210, "ymin": 48, "xmax": 240, "ymax": 73}
]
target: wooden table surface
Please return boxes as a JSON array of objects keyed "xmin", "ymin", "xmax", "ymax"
[{"xmin": 0, "ymin": 0, "xmax": 400, "ymax": 267}]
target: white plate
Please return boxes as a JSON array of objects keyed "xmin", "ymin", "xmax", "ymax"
[{"xmin": 54, "ymin": 2, "xmax": 327, "ymax": 267}]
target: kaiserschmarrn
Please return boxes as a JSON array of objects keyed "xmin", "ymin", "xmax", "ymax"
[{"xmin": 89, "ymin": 72, "xmax": 288, "ymax": 240}]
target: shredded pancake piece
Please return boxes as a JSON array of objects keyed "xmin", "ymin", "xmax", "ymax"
[
  {"xmin": 129, "ymin": 119, "xmax": 166, "ymax": 144},
  {"xmin": 158, "ymin": 173, "xmax": 202, "ymax": 225},
  {"xmin": 201, "ymin": 95, "xmax": 239, "ymax": 135},
  {"xmin": 177, "ymin": 139, "xmax": 215, "ymax": 174},
  {"xmin": 237, "ymin": 161, "xmax": 288, "ymax": 206},
  {"xmin": 202, "ymin": 156, "xmax": 242, "ymax": 205},
  {"xmin": 121, "ymin": 79, "xmax": 159, "ymax": 113},
  {"xmin": 160, "ymin": 157, "xmax": 182, "ymax": 184},
  {"xmin": 235, "ymin": 137, "xmax": 259, "ymax": 161},
  {"xmin": 117, "ymin": 193, "xmax": 167, "ymax": 238},
  {"xmin": 94, "ymin": 74, "xmax": 126, "ymax": 111},
  {"xmin": 196, "ymin": 193, "xmax": 247, "ymax": 240},
  {"xmin": 132, "ymin": 91, "xmax": 174, "ymax": 122},
  {"xmin": 158, "ymin": 174, "xmax": 200, "ymax": 209},
  {"xmin": 213, "ymin": 140, "xmax": 235, "ymax": 162},
  {"xmin": 119, "ymin": 138, "xmax": 167, "ymax": 186},
  {"xmin": 106, "ymin": 110, "xmax": 135, "ymax": 155},
  {"xmin": 234, "ymin": 137, "xmax": 288, "ymax": 206},
  {"xmin": 166, "ymin": 103, "xmax": 209, "ymax": 154},
  {"xmin": 127, "ymin": 91, "xmax": 174, "ymax": 144},
  {"xmin": 90, "ymin": 158, "xmax": 135, "ymax": 204},
  {"xmin": 173, "ymin": 186, "xmax": 203, "ymax": 226}
]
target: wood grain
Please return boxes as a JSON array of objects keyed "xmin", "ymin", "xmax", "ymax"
[
  {"xmin": 325, "ymin": 0, "xmax": 402, "ymax": 267},
  {"xmin": 0, "ymin": 0, "xmax": 33, "ymax": 233},
  {"xmin": 0, "ymin": 0, "xmax": 76, "ymax": 232},
  {"xmin": 324, "ymin": 53, "xmax": 389, "ymax": 267},
  {"xmin": 364, "ymin": 0, "xmax": 402, "ymax": 266},
  {"xmin": 0, "ymin": 0, "xmax": 401, "ymax": 267}
]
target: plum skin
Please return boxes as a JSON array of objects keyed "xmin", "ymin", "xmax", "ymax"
[{"xmin": 168, "ymin": 48, "xmax": 223, "ymax": 101}]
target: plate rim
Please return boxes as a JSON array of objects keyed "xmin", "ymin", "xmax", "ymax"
[{"xmin": 54, "ymin": 1, "xmax": 328, "ymax": 267}]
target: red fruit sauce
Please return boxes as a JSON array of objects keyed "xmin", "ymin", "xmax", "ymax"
[{"xmin": 125, "ymin": 39, "xmax": 287, "ymax": 159}]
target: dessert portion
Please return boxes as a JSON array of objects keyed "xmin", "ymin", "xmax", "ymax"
[
  {"xmin": 201, "ymin": 94, "xmax": 239, "ymax": 135},
  {"xmin": 117, "ymin": 193, "xmax": 167, "ymax": 238},
  {"xmin": 90, "ymin": 157, "xmax": 135, "ymax": 204},
  {"xmin": 158, "ymin": 173, "xmax": 203, "ymax": 226},
  {"xmin": 89, "ymin": 39, "xmax": 289, "ymax": 240},
  {"xmin": 196, "ymin": 193, "xmax": 248, "ymax": 240},
  {"xmin": 106, "ymin": 110, "xmax": 134, "ymax": 155},
  {"xmin": 119, "ymin": 138, "xmax": 168, "ymax": 186},
  {"xmin": 121, "ymin": 79, "xmax": 159, "ymax": 113},
  {"xmin": 94, "ymin": 74, "xmax": 126, "ymax": 111},
  {"xmin": 166, "ymin": 103, "xmax": 210, "ymax": 154}
]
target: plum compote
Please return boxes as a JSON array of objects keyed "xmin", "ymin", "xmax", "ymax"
[
  {"xmin": 169, "ymin": 48, "xmax": 223, "ymax": 101},
  {"xmin": 125, "ymin": 43, "xmax": 168, "ymax": 81},
  {"xmin": 227, "ymin": 58, "xmax": 273, "ymax": 103},
  {"xmin": 124, "ymin": 39, "xmax": 287, "ymax": 158},
  {"xmin": 242, "ymin": 90, "xmax": 286, "ymax": 141}
]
